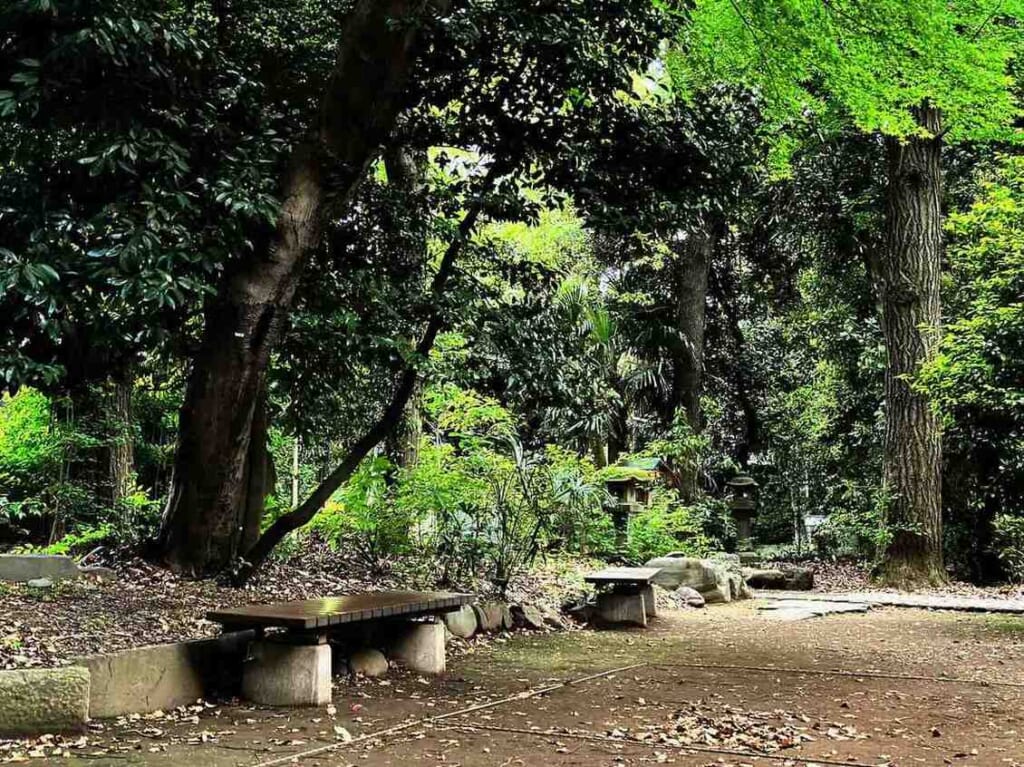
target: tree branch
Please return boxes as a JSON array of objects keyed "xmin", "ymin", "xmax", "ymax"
[{"xmin": 232, "ymin": 161, "xmax": 505, "ymax": 585}]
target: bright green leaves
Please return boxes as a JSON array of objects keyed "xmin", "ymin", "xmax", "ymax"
[{"xmin": 677, "ymin": 0, "xmax": 1023, "ymax": 151}]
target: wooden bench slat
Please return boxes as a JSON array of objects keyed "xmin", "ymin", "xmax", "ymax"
[{"xmin": 207, "ymin": 591, "xmax": 474, "ymax": 632}]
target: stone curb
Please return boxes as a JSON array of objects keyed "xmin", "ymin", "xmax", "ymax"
[{"xmin": 0, "ymin": 667, "xmax": 90, "ymax": 737}]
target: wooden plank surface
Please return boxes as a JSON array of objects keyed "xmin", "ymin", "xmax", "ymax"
[
  {"xmin": 207, "ymin": 591, "xmax": 474, "ymax": 631},
  {"xmin": 584, "ymin": 567, "xmax": 662, "ymax": 585}
]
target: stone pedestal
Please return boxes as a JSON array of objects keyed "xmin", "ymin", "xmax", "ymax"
[
  {"xmin": 389, "ymin": 621, "xmax": 445, "ymax": 674},
  {"xmin": 595, "ymin": 592, "xmax": 648, "ymax": 627},
  {"xmin": 241, "ymin": 640, "xmax": 331, "ymax": 706}
]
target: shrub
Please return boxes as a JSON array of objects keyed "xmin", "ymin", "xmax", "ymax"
[
  {"xmin": 992, "ymin": 514, "xmax": 1024, "ymax": 582},
  {"xmin": 625, "ymin": 488, "xmax": 714, "ymax": 563}
]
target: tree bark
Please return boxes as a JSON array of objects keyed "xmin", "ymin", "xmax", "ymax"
[
  {"xmin": 665, "ymin": 219, "xmax": 714, "ymax": 500},
  {"xmin": 156, "ymin": 0, "xmax": 443, "ymax": 575},
  {"xmin": 873, "ymin": 105, "xmax": 945, "ymax": 588}
]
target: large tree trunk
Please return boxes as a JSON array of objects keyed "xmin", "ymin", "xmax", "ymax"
[
  {"xmin": 665, "ymin": 220, "xmax": 714, "ymax": 501},
  {"xmin": 873, "ymin": 105, "xmax": 945, "ymax": 588},
  {"xmin": 157, "ymin": 0, "xmax": 442, "ymax": 575}
]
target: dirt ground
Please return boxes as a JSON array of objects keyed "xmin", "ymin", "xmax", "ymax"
[{"xmin": 8, "ymin": 602, "xmax": 1024, "ymax": 767}]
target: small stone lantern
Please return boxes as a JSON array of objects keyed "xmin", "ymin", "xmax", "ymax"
[{"xmin": 727, "ymin": 475, "xmax": 759, "ymax": 548}]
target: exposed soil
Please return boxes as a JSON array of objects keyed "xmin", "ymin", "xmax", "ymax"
[{"xmin": 6, "ymin": 603, "xmax": 1024, "ymax": 767}]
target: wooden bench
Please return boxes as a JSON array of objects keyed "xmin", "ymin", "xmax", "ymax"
[
  {"xmin": 207, "ymin": 590, "xmax": 473, "ymax": 706},
  {"xmin": 584, "ymin": 567, "xmax": 662, "ymax": 627}
]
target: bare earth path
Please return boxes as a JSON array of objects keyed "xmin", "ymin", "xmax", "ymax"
[{"xmin": 12, "ymin": 602, "xmax": 1024, "ymax": 767}]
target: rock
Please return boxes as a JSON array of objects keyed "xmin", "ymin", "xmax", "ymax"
[
  {"xmin": 499, "ymin": 603, "xmax": 514, "ymax": 631},
  {"xmin": 27, "ymin": 577, "xmax": 53, "ymax": 589},
  {"xmin": 540, "ymin": 607, "xmax": 567, "ymax": 630},
  {"xmin": 738, "ymin": 551, "xmax": 760, "ymax": 565},
  {"xmin": 78, "ymin": 566, "xmax": 116, "ymax": 582},
  {"xmin": 0, "ymin": 554, "xmax": 80, "ymax": 583},
  {"xmin": 742, "ymin": 568, "xmax": 788, "ymax": 589},
  {"xmin": 783, "ymin": 566, "xmax": 814, "ymax": 590},
  {"xmin": 472, "ymin": 603, "xmax": 506, "ymax": 632},
  {"xmin": 443, "ymin": 604, "xmax": 478, "ymax": 638},
  {"xmin": 645, "ymin": 556, "xmax": 720, "ymax": 592},
  {"xmin": 676, "ymin": 586, "xmax": 705, "ymax": 608},
  {"xmin": 742, "ymin": 566, "xmax": 814, "ymax": 591},
  {"xmin": 645, "ymin": 556, "xmax": 736, "ymax": 603},
  {"xmin": 511, "ymin": 604, "xmax": 546, "ymax": 630},
  {"xmin": 0, "ymin": 667, "xmax": 91, "ymax": 736},
  {"xmin": 347, "ymin": 648, "xmax": 388, "ymax": 678}
]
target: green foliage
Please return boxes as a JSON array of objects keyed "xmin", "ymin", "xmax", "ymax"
[
  {"xmin": 625, "ymin": 489, "xmax": 718, "ymax": 563},
  {"xmin": 41, "ymin": 524, "xmax": 116, "ymax": 557},
  {"xmin": 677, "ymin": 0, "xmax": 1023, "ymax": 152},
  {"xmin": 992, "ymin": 515, "xmax": 1024, "ymax": 582}
]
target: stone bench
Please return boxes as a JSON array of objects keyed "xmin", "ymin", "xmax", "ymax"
[
  {"xmin": 207, "ymin": 590, "xmax": 473, "ymax": 706},
  {"xmin": 584, "ymin": 567, "xmax": 662, "ymax": 627}
]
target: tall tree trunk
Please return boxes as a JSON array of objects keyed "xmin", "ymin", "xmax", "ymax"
[
  {"xmin": 666, "ymin": 219, "xmax": 714, "ymax": 501},
  {"xmin": 157, "ymin": 0, "xmax": 443, "ymax": 575},
  {"xmin": 873, "ymin": 105, "xmax": 945, "ymax": 588},
  {"xmin": 382, "ymin": 146, "xmax": 427, "ymax": 473}
]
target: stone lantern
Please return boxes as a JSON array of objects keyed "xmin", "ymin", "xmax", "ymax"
[{"xmin": 727, "ymin": 475, "xmax": 759, "ymax": 549}]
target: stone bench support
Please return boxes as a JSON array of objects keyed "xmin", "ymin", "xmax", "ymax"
[
  {"xmin": 241, "ymin": 639, "xmax": 332, "ymax": 707},
  {"xmin": 389, "ymin": 620, "xmax": 446, "ymax": 674},
  {"xmin": 595, "ymin": 591, "xmax": 649, "ymax": 627}
]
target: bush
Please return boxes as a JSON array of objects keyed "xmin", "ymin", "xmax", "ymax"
[
  {"xmin": 992, "ymin": 515, "xmax": 1024, "ymax": 582},
  {"xmin": 625, "ymin": 488, "xmax": 715, "ymax": 563}
]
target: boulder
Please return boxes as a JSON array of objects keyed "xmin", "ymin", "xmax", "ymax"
[
  {"xmin": 540, "ymin": 607, "xmax": 567, "ymax": 630},
  {"xmin": 645, "ymin": 556, "xmax": 735, "ymax": 603},
  {"xmin": 511, "ymin": 604, "xmax": 546, "ymax": 631},
  {"xmin": 348, "ymin": 648, "xmax": 388, "ymax": 678},
  {"xmin": 742, "ymin": 568, "xmax": 788, "ymax": 589},
  {"xmin": 742, "ymin": 566, "xmax": 814, "ymax": 591},
  {"xmin": 676, "ymin": 587, "xmax": 705, "ymax": 608},
  {"xmin": 443, "ymin": 605, "xmax": 478, "ymax": 638},
  {"xmin": 499, "ymin": 603, "xmax": 514, "ymax": 631},
  {"xmin": 645, "ymin": 556, "xmax": 720, "ymax": 592},
  {"xmin": 472, "ymin": 603, "xmax": 506, "ymax": 632},
  {"xmin": 783, "ymin": 566, "xmax": 814, "ymax": 590},
  {"xmin": 27, "ymin": 578, "xmax": 53, "ymax": 589}
]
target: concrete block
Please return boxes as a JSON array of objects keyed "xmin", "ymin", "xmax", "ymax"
[
  {"xmin": 640, "ymin": 585, "xmax": 657, "ymax": 618},
  {"xmin": 242, "ymin": 640, "xmax": 331, "ymax": 707},
  {"xmin": 0, "ymin": 555, "xmax": 80, "ymax": 583},
  {"xmin": 79, "ymin": 631, "xmax": 252, "ymax": 718},
  {"xmin": 389, "ymin": 621, "xmax": 445, "ymax": 674},
  {"xmin": 0, "ymin": 667, "xmax": 90, "ymax": 736},
  {"xmin": 595, "ymin": 592, "xmax": 647, "ymax": 627}
]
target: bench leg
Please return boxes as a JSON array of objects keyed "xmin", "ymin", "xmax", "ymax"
[
  {"xmin": 641, "ymin": 584, "xmax": 657, "ymax": 618},
  {"xmin": 595, "ymin": 591, "xmax": 647, "ymax": 627},
  {"xmin": 389, "ymin": 621, "xmax": 445, "ymax": 674},
  {"xmin": 242, "ymin": 639, "xmax": 331, "ymax": 706}
]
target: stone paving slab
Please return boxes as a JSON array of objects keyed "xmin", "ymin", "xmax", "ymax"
[
  {"xmin": 758, "ymin": 599, "xmax": 871, "ymax": 621},
  {"xmin": 758, "ymin": 590, "xmax": 1024, "ymax": 614}
]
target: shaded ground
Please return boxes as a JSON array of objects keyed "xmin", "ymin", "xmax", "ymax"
[
  {"xmin": 0, "ymin": 549, "xmax": 592, "ymax": 669},
  {"xmin": 804, "ymin": 560, "xmax": 1024, "ymax": 602},
  {"xmin": 6, "ymin": 602, "xmax": 1024, "ymax": 766}
]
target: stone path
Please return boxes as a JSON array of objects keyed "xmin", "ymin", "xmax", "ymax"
[
  {"xmin": 758, "ymin": 598, "xmax": 871, "ymax": 621},
  {"xmin": 758, "ymin": 590, "xmax": 1024, "ymax": 614}
]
